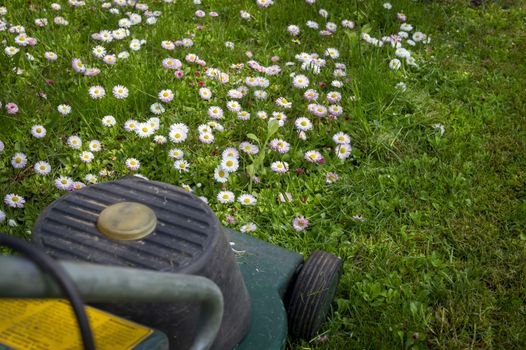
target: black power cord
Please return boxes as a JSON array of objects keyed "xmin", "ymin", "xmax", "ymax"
[{"xmin": 0, "ymin": 233, "xmax": 96, "ymax": 350}]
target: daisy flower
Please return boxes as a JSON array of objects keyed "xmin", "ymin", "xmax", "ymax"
[
  {"xmin": 240, "ymin": 10, "xmax": 251, "ymax": 20},
  {"xmin": 278, "ymin": 192, "xmax": 294, "ymax": 203},
  {"xmin": 226, "ymin": 101, "xmax": 241, "ymax": 112},
  {"xmin": 221, "ymin": 157, "xmax": 239, "ymax": 173},
  {"xmin": 292, "ymin": 74, "xmax": 309, "ymax": 89},
  {"xmin": 0, "ymin": 210, "xmax": 5, "ymax": 223},
  {"xmin": 11, "ymin": 153, "xmax": 27, "ymax": 169},
  {"xmin": 240, "ymin": 223, "xmax": 257, "ymax": 233},
  {"xmin": 4, "ymin": 194, "xmax": 25, "ymax": 208},
  {"xmin": 126, "ymin": 158, "xmax": 140, "ymax": 171},
  {"xmin": 217, "ymin": 191, "xmax": 235, "ymax": 204},
  {"xmin": 5, "ymin": 46, "xmax": 20, "ymax": 56},
  {"xmin": 99, "ymin": 30, "xmax": 113, "ymax": 42},
  {"xmin": 124, "ymin": 120, "xmax": 138, "ymax": 132},
  {"xmin": 150, "ymin": 103, "xmax": 165, "ymax": 115},
  {"xmin": 271, "ymin": 161, "xmax": 289, "ymax": 173},
  {"xmin": 329, "ymin": 105, "xmax": 343, "ymax": 117},
  {"xmin": 304, "ymin": 89, "xmax": 319, "ymax": 101},
  {"xmin": 306, "ymin": 21, "xmax": 319, "ymax": 29},
  {"xmin": 136, "ymin": 123, "xmax": 154, "ymax": 138},
  {"xmin": 326, "ymin": 22, "xmax": 337, "ymax": 32},
  {"xmin": 79, "ymin": 151, "xmax": 94, "ymax": 163},
  {"xmin": 333, "ymin": 132, "xmax": 351, "ymax": 144},
  {"xmin": 162, "ymin": 58, "xmax": 182, "ymax": 69},
  {"xmin": 413, "ymin": 31, "xmax": 426, "ymax": 42},
  {"xmin": 396, "ymin": 82, "xmax": 407, "ymax": 92},
  {"xmin": 238, "ymin": 194, "xmax": 257, "ymax": 205},
  {"xmin": 89, "ymin": 140, "xmax": 102, "ymax": 152},
  {"xmin": 31, "ymin": 125, "xmax": 47, "ymax": 139},
  {"xmin": 208, "ymin": 106, "xmax": 224, "ymax": 119},
  {"xmin": 70, "ymin": 182, "xmax": 86, "ymax": 191},
  {"xmin": 181, "ymin": 183, "xmax": 192, "ymax": 192},
  {"xmin": 199, "ymin": 132, "xmax": 214, "ymax": 144},
  {"xmin": 154, "ymin": 135, "xmax": 167, "ymax": 144},
  {"xmin": 85, "ymin": 68, "xmax": 101, "ymax": 77},
  {"xmin": 85, "ymin": 174, "xmax": 98, "ymax": 184},
  {"xmin": 269, "ymin": 139, "xmax": 290, "ymax": 154},
  {"xmin": 288, "ymin": 25, "xmax": 300, "ymax": 36},
  {"xmin": 89, "ymin": 86, "xmax": 106, "ymax": 99},
  {"xmin": 174, "ymin": 160, "xmax": 190, "ymax": 172},
  {"xmin": 161, "ymin": 41, "xmax": 175, "ymax": 50},
  {"xmin": 311, "ymin": 104, "xmax": 328, "ymax": 117},
  {"xmin": 71, "ymin": 58, "xmax": 86, "ymax": 73},
  {"xmin": 239, "ymin": 142, "xmax": 259, "ymax": 155},
  {"xmin": 169, "ymin": 129, "xmax": 188, "ymax": 143},
  {"xmin": 208, "ymin": 121, "xmax": 224, "ymax": 132},
  {"xmin": 400, "ymin": 23, "xmax": 413, "ymax": 32},
  {"xmin": 295, "ymin": 117, "xmax": 313, "ymax": 131},
  {"xmin": 44, "ymin": 52, "xmax": 58, "ymax": 61},
  {"xmin": 182, "ymin": 38, "xmax": 194, "ymax": 47},
  {"xmin": 158, "ymin": 89, "xmax": 174, "ymax": 103},
  {"xmin": 342, "ymin": 19, "xmax": 355, "ymax": 29},
  {"xmin": 336, "ymin": 144, "xmax": 352, "ymax": 159},
  {"xmin": 276, "ymin": 97, "xmax": 292, "ymax": 109},
  {"xmin": 305, "ymin": 150, "xmax": 323, "ymax": 163},
  {"xmin": 406, "ymin": 56, "xmax": 418, "ymax": 67},
  {"xmin": 185, "ymin": 53, "xmax": 198, "ymax": 62},
  {"xmin": 257, "ymin": 0, "xmax": 273, "ymax": 7},
  {"xmin": 55, "ymin": 176, "xmax": 73, "ymax": 191},
  {"xmin": 92, "ymin": 45, "xmax": 106, "ymax": 58},
  {"xmin": 327, "ymin": 91, "xmax": 342, "ymax": 103},
  {"xmin": 389, "ymin": 58, "xmax": 402, "ymax": 70},
  {"xmin": 257, "ymin": 111, "xmax": 268, "ymax": 120},
  {"xmin": 222, "ymin": 148, "xmax": 239, "ymax": 159},
  {"xmin": 228, "ymin": 89, "xmax": 243, "ymax": 99},
  {"xmin": 67, "ymin": 136, "xmax": 82, "ymax": 149},
  {"xmin": 198, "ymin": 87, "xmax": 212, "ymax": 100},
  {"xmin": 171, "ymin": 123, "xmax": 189, "ymax": 134},
  {"xmin": 325, "ymin": 172, "xmax": 339, "ymax": 184},
  {"xmin": 168, "ymin": 148, "xmax": 184, "ymax": 159},
  {"xmin": 112, "ymin": 85, "xmax": 129, "ymax": 99},
  {"xmin": 214, "ymin": 166, "xmax": 229, "ymax": 183},
  {"xmin": 237, "ymin": 111, "xmax": 250, "ymax": 121},
  {"xmin": 254, "ymin": 90, "xmax": 268, "ymax": 100},
  {"xmin": 271, "ymin": 111, "xmax": 287, "ymax": 123},
  {"xmin": 5, "ymin": 103, "xmax": 19, "ymax": 114},
  {"xmin": 57, "ymin": 104, "xmax": 71, "ymax": 115},
  {"xmin": 292, "ymin": 216, "xmax": 309, "ymax": 231},
  {"xmin": 102, "ymin": 115, "xmax": 116, "ymax": 127},
  {"xmin": 103, "ymin": 54, "xmax": 117, "ymax": 65}
]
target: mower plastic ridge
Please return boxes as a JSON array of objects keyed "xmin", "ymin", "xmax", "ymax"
[{"xmin": 226, "ymin": 229, "xmax": 304, "ymax": 350}]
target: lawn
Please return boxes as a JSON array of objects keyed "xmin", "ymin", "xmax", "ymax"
[{"xmin": 0, "ymin": 0, "xmax": 525, "ymax": 349}]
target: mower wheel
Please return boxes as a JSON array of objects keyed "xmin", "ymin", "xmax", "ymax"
[{"xmin": 286, "ymin": 250, "xmax": 343, "ymax": 340}]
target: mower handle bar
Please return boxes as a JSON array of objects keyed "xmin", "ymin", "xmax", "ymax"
[{"xmin": 0, "ymin": 255, "xmax": 224, "ymax": 350}]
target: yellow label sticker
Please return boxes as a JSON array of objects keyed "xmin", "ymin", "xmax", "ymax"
[{"xmin": 0, "ymin": 299, "xmax": 153, "ymax": 350}]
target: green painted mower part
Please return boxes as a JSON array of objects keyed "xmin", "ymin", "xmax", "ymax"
[
  {"xmin": 226, "ymin": 229, "xmax": 305, "ymax": 350},
  {"xmin": 0, "ymin": 256, "xmax": 223, "ymax": 350}
]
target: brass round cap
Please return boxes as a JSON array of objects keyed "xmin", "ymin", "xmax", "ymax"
[{"xmin": 97, "ymin": 202, "xmax": 157, "ymax": 241}]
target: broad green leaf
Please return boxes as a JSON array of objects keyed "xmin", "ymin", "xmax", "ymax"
[
  {"xmin": 267, "ymin": 119, "xmax": 280, "ymax": 138},
  {"xmin": 246, "ymin": 133, "xmax": 259, "ymax": 142}
]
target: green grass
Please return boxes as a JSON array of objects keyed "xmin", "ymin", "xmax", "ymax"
[{"xmin": 0, "ymin": 0, "xmax": 525, "ymax": 349}]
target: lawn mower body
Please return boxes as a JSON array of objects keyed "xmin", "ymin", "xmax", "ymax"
[{"xmin": 0, "ymin": 177, "xmax": 342, "ymax": 349}]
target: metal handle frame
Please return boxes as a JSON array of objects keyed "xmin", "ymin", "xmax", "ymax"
[{"xmin": 0, "ymin": 256, "xmax": 224, "ymax": 350}]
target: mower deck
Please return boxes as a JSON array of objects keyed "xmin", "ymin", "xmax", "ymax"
[{"xmin": 226, "ymin": 229, "xmax": 304, "ymax": 350}]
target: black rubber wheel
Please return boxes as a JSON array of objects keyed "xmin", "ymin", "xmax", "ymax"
[{"xmin": 286, "ymin": 250, "xmax": 343, "ymax": 340}]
